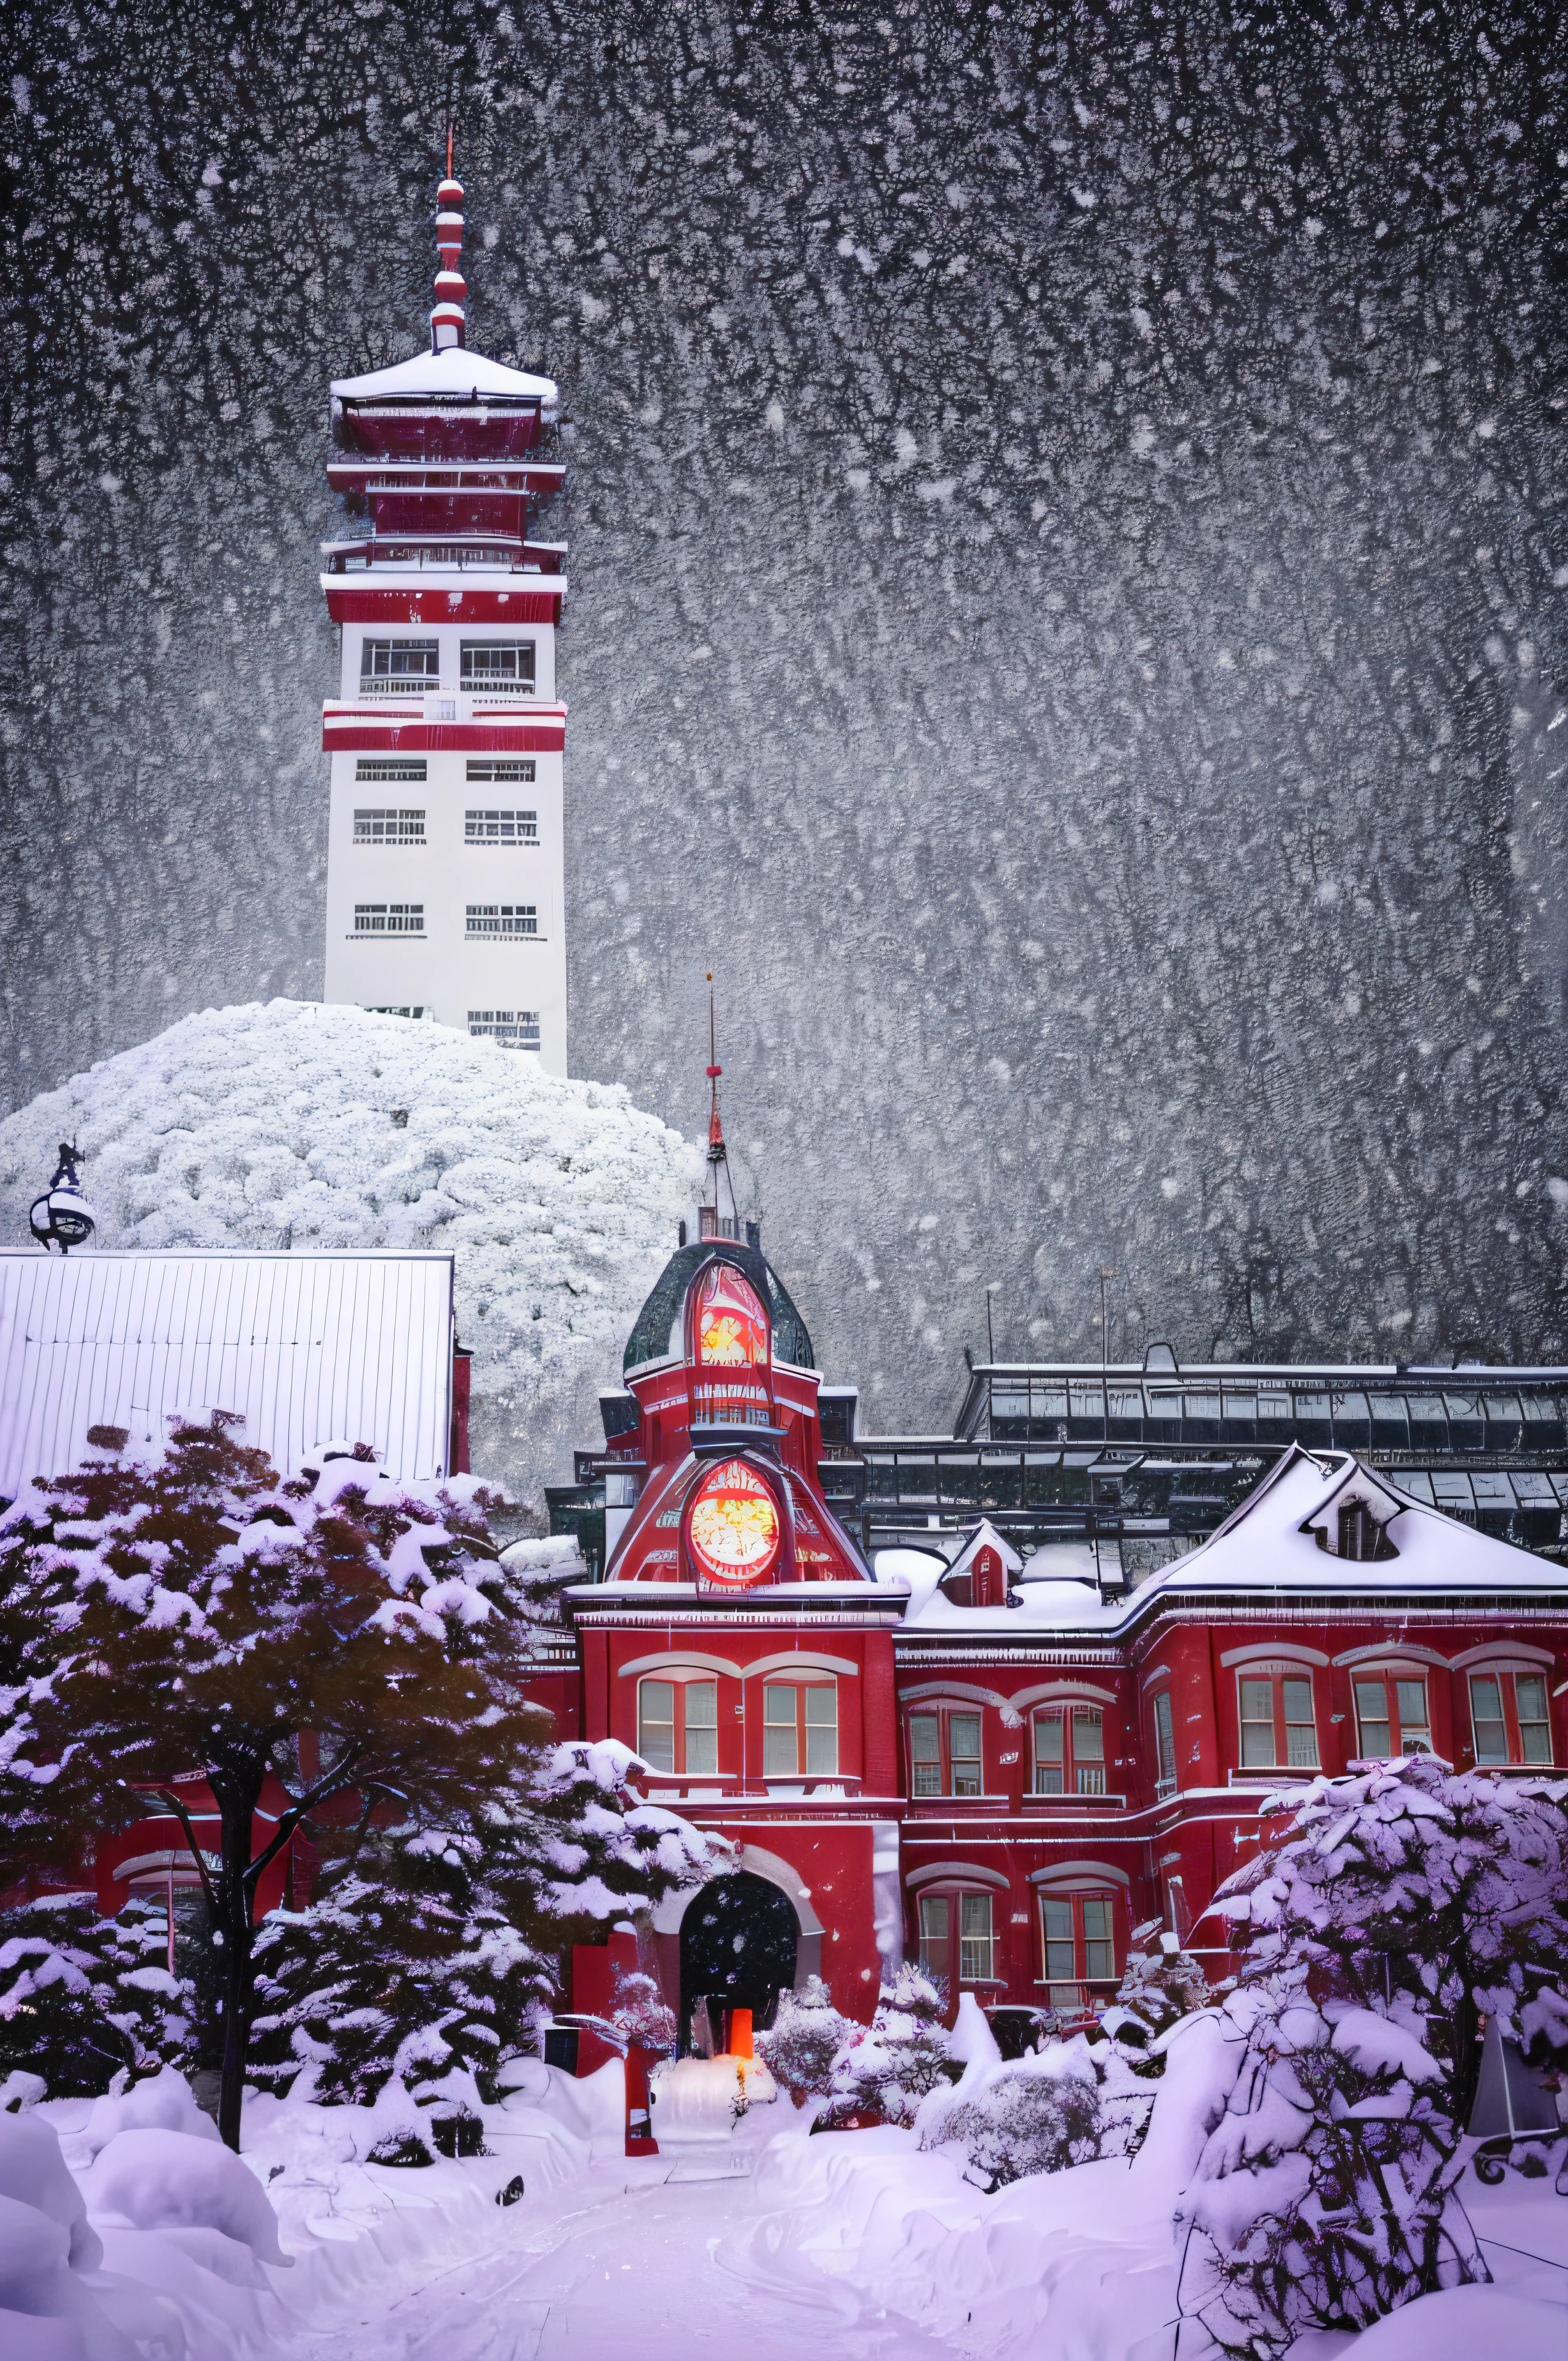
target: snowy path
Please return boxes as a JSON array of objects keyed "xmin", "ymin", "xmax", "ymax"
[{"xmin": 274, "ymin": 2153, "xmax": 959, "ymax": 2361}]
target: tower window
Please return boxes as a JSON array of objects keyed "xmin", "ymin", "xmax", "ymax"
[
  {"xmin": 465, "ymin": 810, "xmax": 538, "ymax": 844},
  {"xmin": 466, "ymin": 905, "xmax": 538, "ymax": 937},
  {"xmin": 359, "ymin": 638, "xmax": 438, "ymax": 689},
  {"xmin": 468, "ymin": 1010, "xmax": 540, "ymax": 1050},
  {"xmin": 466, "ymin": 759, "xmax": 536, "ymax": 785},
  {"xmin": 353, "ymin": 904, "xmax": 424, "ymax": 934},
  {"xmin": 354, "ymin": 809, "xmax": 425, "ymax": 845},
  {"xmin": 461, "ymin": 640, "xmax": 535, "ymax": 692},
  {"xmin": 356, "ymin": 758, "xmax": 428, "ymax": 785}
]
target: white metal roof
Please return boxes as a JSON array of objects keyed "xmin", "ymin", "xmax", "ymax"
[{"xmin": 0, "ymin": 1252, "xmax": 454, "ymax": 1497}]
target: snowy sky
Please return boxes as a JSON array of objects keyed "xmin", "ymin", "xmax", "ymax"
[{"xmin": 6, "ymin": 2, "xmax": 1568, "ymax": 1432}]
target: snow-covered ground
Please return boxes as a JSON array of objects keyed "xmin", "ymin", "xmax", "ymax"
[
  {"xmin": 6, "ymin": 2058, "xmax": 1566, "ymax": 2361},
  {"xmin": 0, "ymin": 1000, "xmax": 702, "ymax": 1507}
]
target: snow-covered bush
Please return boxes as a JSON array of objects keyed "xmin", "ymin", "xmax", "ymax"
[
  {"xmin": 0, "ymin": 1896, "xmax": 193, "ymax": 2097},
  {"xmin": 825, "ymin": 1963, "xmax": 959, "ymax": 2127},
  {"xmin": 758, "ymin": 1974, "xmax": 854, "ymax": 2106},
  {"xmin": 1175, "ymin": 1988, "xmax": 1486, "ymax": 2360},
  {"xmin": 611, "ymin": 1968, "xmax": 677, "ymax": 2052},
  {"xmin": 0, "ymin": 999, "xmax": 703, "ymax": 1507},
  {"xmin": 1215, "ymin": 1757, "xmax": 1568, "ymax": 2115},
  {"xmin": 921, "ymin": 2039, "xmax": 1103, "ymax": 2190}
]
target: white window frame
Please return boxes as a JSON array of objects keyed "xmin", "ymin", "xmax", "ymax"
[{"xmin": 465, "ymin": 904, "xmax": 538, "ymax": 938}]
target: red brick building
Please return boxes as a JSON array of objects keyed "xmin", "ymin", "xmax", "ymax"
[{"xmin": 551, "ymin": 1209, "xmax": 1568, "ymax": 2041}]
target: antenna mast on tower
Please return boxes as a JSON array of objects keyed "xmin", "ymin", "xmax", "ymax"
[{"xmin": 700, "ymin": 975, "xmax": 740, "ymax": 1240}]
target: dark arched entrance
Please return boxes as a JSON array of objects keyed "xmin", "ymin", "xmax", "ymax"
[{"xmin": 679, "ymin": 1871, "xmax": 799, "ymax": 2043}]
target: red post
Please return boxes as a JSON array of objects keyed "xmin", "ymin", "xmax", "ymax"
[
  {"xmin": 624, "ymin": 2043, "xmax": 659, "ymax": 2155},
  {"xmin": 450, "ymin": 1344, "xmax": 472, "ymax": 1475}
]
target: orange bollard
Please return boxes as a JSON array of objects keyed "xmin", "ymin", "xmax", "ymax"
[{"xmin": 729, "ymin": 2007, "xmax": 753, "ymax": 2060}]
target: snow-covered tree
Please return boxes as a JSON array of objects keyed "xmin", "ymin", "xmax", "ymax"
[
  {"xmin": 1174, "ymin": 1989, "xmax": 1487, "ymax": 2360},
  {"xmin": 825, "ymin": 1963, "xmax": 960, "ymax": 2127},
  {"xmin": 0, "ymin": 1415, "xmax": 548, "ymax": 2148},
  {"xmin": 0, "ymin": 1896, "xmax": 193, "ymax": 2096},
  {"xmin": 757, "ymin": 1974, "xmax": 853, "ymax": 2106},
  {"xmin": 249, "ymin": 1740, "xmax": 713, "ymax": 2147},
  {"xmin": 1213, "ymin": 1757, "xmax": 1568, "ymax": 2118}
]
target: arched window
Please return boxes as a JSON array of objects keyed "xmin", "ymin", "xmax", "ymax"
[
  {"xmin": 1032, "ymin": 1707, "xmax": 1105, "ymax": 1795},
  {"xmin": 1038, "ymin": 1888, "xmax": 1120, "ymax": 2008},
  {"xmin": 763, "ymin": 1679, "xmax": 836, "ymax": 1776},
  {"xmin": 638, "ymin": 1677, "xmax": 719, "ymax": 1775},
  {"xmin": 1237, "ymin": 1672, "xmax": 1319, "ymax": 1769},
  {"xmin": 1469, "ymin": 1670, "xmax": 1554, "ymax": 1766},
  {"xmin": 917, "ymin": 1888, "xmax": 997, "ymax": 1987},
  {"xmin": 1352, "ymin": 1674, "xmax": 1431, "ymax": 1759},
  {"xmin": 908, "ymin": 1706, "xmax": 984, "ymax": 1797}
]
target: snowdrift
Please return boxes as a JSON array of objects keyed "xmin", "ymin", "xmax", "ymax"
[{"xmin": 0, "ymin": 1001, "xmax": 703, "ymax": 1507}]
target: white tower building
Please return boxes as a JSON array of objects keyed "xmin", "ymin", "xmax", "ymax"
[{"xmin": 319, "ymin": 161, "xmax": 568, "ymax": 1071}]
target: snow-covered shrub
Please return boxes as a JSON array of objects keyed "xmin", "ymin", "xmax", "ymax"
[
  {"xmin": 1215, "ymin": 1757, "xmax": 1568, "ymax": 2115},
  {"xmin": 0, "ymin": 1895, "xmax": 193, "ymax": 2096},
  {"xmin": 921, "ymin": 2039, "xmax": 1103, "ymax": 2190},
  {"xmin": 1175, "ymin": 1988, "xmax": 1486, "ymax": 2360},
  {"xmin": 825, "ymin": 1963, "xmax": 960, "ymax": 2126},
  {"xmin": 611, "ymin": 1968, "xmax": 677, "ymax": 2051},
  {"xmin": 0, "ymin": 999, "xmax": 703, "ymax": 1507},
  {"xmin": 758, "ymin": 1974, "xmax": 854, "ymax": 2106}
]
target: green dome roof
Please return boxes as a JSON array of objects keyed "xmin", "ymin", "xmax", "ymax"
[{"xmin": 623, "ymin": 1241, "xmax": 815, "ymax": 1375}]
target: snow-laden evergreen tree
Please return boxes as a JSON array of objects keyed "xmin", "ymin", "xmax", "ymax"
[
  {"xmin": 1174, "ymin": 1988, "xmax": 1487, "ymax": 2361},
  {"xmin": 757, "ymin": 1974, "xmax": 853, "ymax": 2106},
  {"xmin": 249, "ymin": 1740, "xmax": 712, "ymax": 2152},
  {"xmin": 0, "ymin": 1415, "xmax": 547, "ymax": 2148},
  {"xmin": 0, "ymin": 1895, "xmax": 193, "ymax": 2096},
  {"xmin": 1214, "ymin": 1756, "xmax": 1568, "ymax": 2118},
  {"xmin": 825, "ymin": 1962, "xmax": 960, "ymax": 2127},
  {"xmin": 1167, "ymin": 1759, "xmax": 1568, "ymax": 2355}
]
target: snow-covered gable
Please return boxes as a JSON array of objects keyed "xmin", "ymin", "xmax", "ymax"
[
  {"xmin": 330, "ymin": 349, "xmax": 558, "ymax": 405},
  {"xmin": 1133, "ymin": 1444, "xmax": 1568, "ymax": 1601},
  {"xmin": 0, "ymin": 1249, "xmax": 453, "ymax": 1495}
]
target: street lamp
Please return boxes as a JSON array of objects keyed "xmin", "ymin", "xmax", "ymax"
[{"xmin": 29, "ymin": 1143, "xmax": 96, "ymax": 1254}]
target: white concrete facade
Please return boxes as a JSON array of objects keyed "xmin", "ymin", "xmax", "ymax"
[{"xmin": 321, "ymin": 614, "xmax": 567, "ymax": 1073}]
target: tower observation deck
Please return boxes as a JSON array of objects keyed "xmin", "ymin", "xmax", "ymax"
[{"xmin": 319, "ymin": 156, "xmax": 568, "ymax": 1070}]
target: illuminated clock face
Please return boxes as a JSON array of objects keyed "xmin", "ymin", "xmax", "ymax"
[
  {"xmin": 693, "ymin": 1264, "xmax": 770, "ymax": 1367},
  {"xmin": 686, "ymin": 1458, "xmax": 782, "ymax": 1587}
]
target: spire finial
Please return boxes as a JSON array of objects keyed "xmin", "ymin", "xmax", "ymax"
[
  {"xmin": 704, "ymin": 973, "xmax": 725, "ymax": 1165},
  {"xmin": 432, "ymin": 135, "xmax": 467, "ymax": 354}
]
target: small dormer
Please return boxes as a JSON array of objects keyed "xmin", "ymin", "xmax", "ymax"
[
  {"xmin": 940, "ymin": 1519, "xmax": 1024, "ymax": 1607},
  {"xmin": 1303, "ymin": 1475, "xmax": 1401, "ymax": 1562}
]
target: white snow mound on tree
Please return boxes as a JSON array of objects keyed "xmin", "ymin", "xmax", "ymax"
[{"xmin": 0, "ymin": 1001, "xmax": 703, "ymax": 1507}]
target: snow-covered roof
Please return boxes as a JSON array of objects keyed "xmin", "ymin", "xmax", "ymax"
[
  {"xmin": 884, "ymin": 1449, "xmax": 1566, "ymax": 1641},
  {"xmin": 0, "ymin": 1250, "xmax": 455, "ymax": 1495},
  {"xmin": 330, "ymin": 349, "xmax": 559, "ymax": 405},
  {"xmin": 1132, "ymin": 1445, "xmax": 1568, "ymax": 1601}
]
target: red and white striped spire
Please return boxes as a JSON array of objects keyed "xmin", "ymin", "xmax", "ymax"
[{"xmin": 431, "ymin": 125, "xmax": 466, "ymax": 353}]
